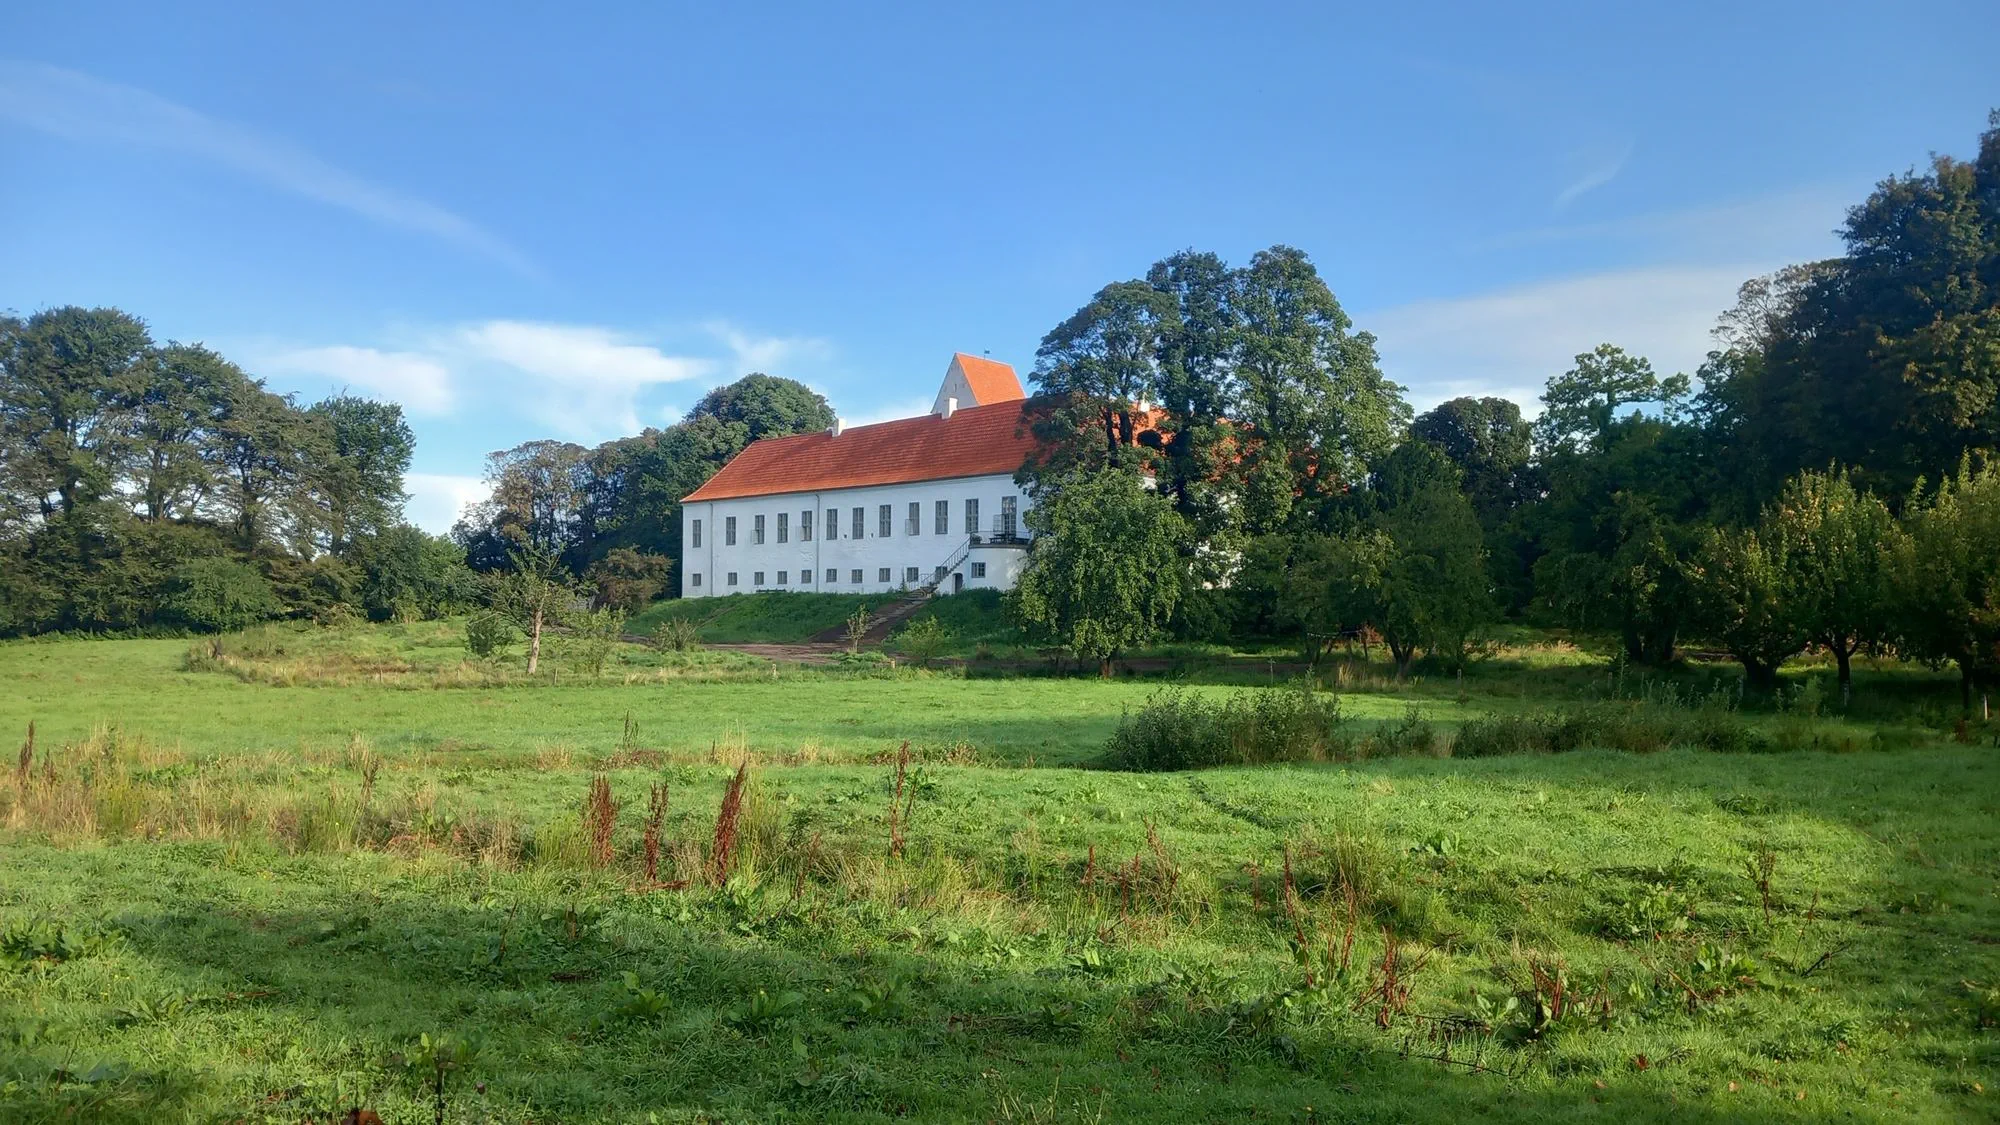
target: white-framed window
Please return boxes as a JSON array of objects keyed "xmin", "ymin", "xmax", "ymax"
[
  {"xmin": 851, "ymin": 569, "xmax": 863, "ymax": 584},
  {"xmin": 691, "ymin": 572, "xmax": 702, "ymax": 587},
  {"xmin": 801, "ymin": 570, "xmax": 812, "ymax": 583},
  {"xmin": 826, "ymin": 568, "xmax": 837, "ymax": 583},
  {"xmin": 934, "ymin": 565, "xmax": 946, "ymax": 581},
  {"xmin": 905, "ymin": 501, "xmax": 920, "ymax": 535},
  {"xmin": 753, "ymin": 514, "xmax": 766, "ymax": 545},
  {"xmin": 777, "ymin": 570, "xmax": 788, "ymax": 585},
  {"xmin": 905, "ymin": 566, "xmax": 919, "ymax": 583},
  {"xmin": 936, "ymin": 499, "xmax": 949, "ymax": 534},
  {"xmin": 727, "ymin": 572, "xmax": 738, "ymax": 586},
  {"xmin": 852, "ymin": 507, "xmax": 864, "ymax": 539},
  {"xmin": 971, "ymin": 562, "xmax": 986, "ymax": 578},
  {"xmin": 777, "ymin": 513, "xmax": 788, "ymax": 543},
  {"xmin": 965, "ymin": 498, "xmax": 979, "ymax": 538},
  {"xmin": 725, "ymin": 516, "xmax": 737, "ymax": 546},
  {"xmin": 754, "ymin": 570, "xmax": 765, "ymax": 585},
  {"xmin": 1000, "ymin": 496, "xmax": 1018, "ymax": 537},
  {"xmin": 878, "ymin": 504, "xmax": 892, "ymax": 537},
  {"xmin": 801, "ymin": 510, "xmax": 813, "ymax": 541},
  {"xmin": 878, "ymin": 567, "xmax": 891, "ymax": 583},
  {"xmin": 691, "ymin": 519, "xmax": 702, "ymax": 548}
]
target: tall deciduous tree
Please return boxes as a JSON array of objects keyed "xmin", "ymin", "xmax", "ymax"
[
  {"xmin": 303, "ymin": 395, "xmax": 413, "ymax": 555},
  {"xmin": 1009, "ymin": 470, "xmax": 1187, "ymax": 676},
  {"xmin": 0, "ymin": 306, "xmax": 153, "ymax": 519},
  {"xmin": 1029, "ymin": 280, "xmax": 1177, "ymax": 471},
  {"xmin": 1535, "ymin": 344, "xmax": 1691, "ymax": 456}
]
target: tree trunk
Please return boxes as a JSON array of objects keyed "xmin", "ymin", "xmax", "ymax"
[
  {"xmin": 1099, "ymin": 655, "xmax": 1113, "ymax": 679},
  {"xmin": 1740, "ymin": 657, "xmax": 1780, "ymax": 696},
  {"xmin": 1833, "ymin": 642, "xmax": 1854, "ymax": 709},
  {"xmin": 1389, "ymin": 641, "xmax": 1415, "ymax": 682},
  {"xmin": 1963, "ymin": 663, "xmax": 1974, "ymax": 714},
  {"xmin": 527, "ymin": 608, "xmax": 544, "ymax": 675}
]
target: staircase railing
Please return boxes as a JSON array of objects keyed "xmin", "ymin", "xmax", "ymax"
[{"xmin": 913, "ymin": 536, "xmax": 975, "ymax": 596}]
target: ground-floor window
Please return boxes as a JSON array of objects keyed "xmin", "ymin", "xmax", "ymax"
[
  {"xmin": 777, "ymin": 570, "xmax": 788, "ymax": 585},
  {"xmin": 878, "ymin": 567, "xmax": 891, "ymax": 583},
  {"xmin": 971, "ymin": 562, "xmax": 986, "ymax": 578},
  {"xmin": 690, "ymin": 573, "xmax": 702, "ymax": 587},
  {"xmin": 800, "ymin": 570, "xmax": 812, "ymax": 584},
  {"xmin": 852, "ymin": 569, "xmax": 864, "ymax": 584},
  {"xmin": 754, "ymin": 571, "xmax": 765, "ymax": 585},
  {"xmin": 727, "ymin": 572, "xmax": 738, "ymax": 586},
  {"xmin": 905, "ymin": 566, "xmax": 919, "ymax": 583},
  {"xmin": 826, "ymin": 568, "xmax": 837, "ymax": 583}
]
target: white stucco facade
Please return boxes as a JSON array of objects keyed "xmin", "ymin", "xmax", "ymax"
[{"xmin": 679, "ymin": 473, "xmax": 1033, "ymax": 599}]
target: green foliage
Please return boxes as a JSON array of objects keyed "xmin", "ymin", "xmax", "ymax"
[
  {"xmin": 1010, "ymin": 470, "xmax": 1188, "ymax": 673},
  {"xmin": 585, "ymin": 547, "xmax": 672, "ymax": 613},
  {"xmin": 159, "ymin": 557, "xmax": 282, "ymax": 633},
  {"xmin": 891, "ymin": 615, "xmax": 952, "ymax": 668},
  {"xmin": 355, "ymin": 526, "xmax": 475, "ymax": 622},
  {"xmin": 1535, "ymin": 343, "xmax": 1691, "ymax": 456},
  {"xmin": 464, "ymin": 612, "xmax": 515, "ymax": 660},
  {"xmin": 560, "ymin": 608, "xmax": 627, "ymax": 679},
  {"xmin": 1097, "ymin": 684, "xmax": 1347, "ymax": 771},
  {"xmin": 652, "ymin": 617, "xmax": 702, "ymax": 653},
  {"xmin": 1897, "ymin": 456, "xmax": 2000, "ymax": 696},
  {"xmin": 1688, "ymin": 524, "xmax": 1807, "ymax": 692}
]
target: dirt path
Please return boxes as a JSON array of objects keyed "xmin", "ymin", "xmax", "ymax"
[{"xmin": 712, "ymin": 642, "xmax": 847, "ymax": 665}]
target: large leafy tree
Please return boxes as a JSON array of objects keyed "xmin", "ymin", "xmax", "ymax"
[
  {"xmin": 1897, "ymin": 456, "xmax": 2000, "ymax": 707},
  {"xmin": 1768, "ymin": 467, "xmax": 1906, "ymax": 697},
  {"xmin": 1028, "ymin": 280, "xmax": 1177, "ymax": 472},
  {"xmin": 683, "ymin": 373, "xmax": 834, "ymax": 442},
  {"xmin": 303, "ymin": 395, "xmax": 413, "ymax": 555},
  {"xmin": 1535, "ymin": 344, "xmax": 1691, "ymax": 456},
  {"xmin": 1688, "ymin": 524, "xmax": 1808, "ymax": 693},
  {"xmin": 1009, "ymin": 470, "xmax": 1188, "ymax": 675},
  {"xmin": 208, "ymin": 379, "xmax": 316, "ymax": 551},
  {"xmin": 0, "ymin": 306, "xmax": 153, "ymax": 520},
  {"xmin": 125, "ymin": 343, "xmax": 240, "ymax": 522}
]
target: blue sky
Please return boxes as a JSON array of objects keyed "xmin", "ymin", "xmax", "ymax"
[{"xmin": 3, "ymin": 2, "xmax": 1994, "ymax": 531}]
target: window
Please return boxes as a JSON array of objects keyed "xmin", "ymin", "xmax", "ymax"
[
  {"xmin": 905, "ymin": 501, "xmax": 920, "ymax": 535},
  {"xmin": 801, "ymin": 510, "xmax": 813, "ymax": 541},
  {"xmin": 753, "ymin": 514, "xmax": 766, "ymax": 545},
  {"xmin": 691, "ymin": 519, "xmax": 702, "ymax": 548},
  {"xmin": 725, "ymin": 516, "xmax": 737, "ymax": 546},
  {"xmin": 971, "ymin": 562, "xmax": 986, "ymax": 578},
  {"xmin": 691, "ymin": 572, "xmax": 702, "ymax": 587},
  {"xmin": 1000, "ymin": 496, "xmax": 1018, "ymax": 537},
  {"xmin": 851, "ymin": 569, "xmax": 863, "ymax": 584},
  {"xmin": 754, "ymin": 571, "xmax": 765, "ymax": 586},
  {"xmin": 934, "ymin": 565, "xmax": 947, "ymax": 581},
  {"xmin": 777, "ymin": 512, "xmax": 788, "ymax": 543},
  {"xmin": 801, "ymin": 570, "xmax": 811, "ymax": 584},
  {"xmin": 965, "ymin": 498, "xmax": 979, "ymax": 538},
  {"xmin": 825, "ymin": 568, "xmax": 837, "ymax": 583},
  {"xmin": 823, "ymin": 511, "xmax": 834, "ymax": 540},
  {"xmin": 727, "ymin": 572, "xmax": 738, "ymax": 586},
  {"xmin": 936, "ymin": 499, "xmax": 949, "ymax": 534},
  {"xmin": 852, "ymin": 507, "xmax": 864, "ymax": 539},
  {"xmin": 905, "ymin": 566, "xmax": 920, "ymax": 583},
  {"xmin": 777, "ymin": 570, "xmax": 788, "ymax": 585},
  {"xmin": 878, "ymin": 504, "xmax": 892, "ymax": 537},
  {"xmin": 877, "ymin": 567, "xmax": 891, "ymax": 583}
]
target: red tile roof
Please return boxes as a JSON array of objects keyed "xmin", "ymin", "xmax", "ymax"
[
  {"xmin": 951, "ymin": 353, "xmax": 1026, "ymax": 405},
  {"xmin": 683, "ymin": 399, "xmax": 1038, "ymax": 502}
]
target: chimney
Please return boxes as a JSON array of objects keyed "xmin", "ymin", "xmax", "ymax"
[
  {"xmin": 940, "ymin": 397, "xmax": 958, "ymax": 420},
  {"xmin": 829, "ymin": 418, "xmax": 845, "ymax": 437}
]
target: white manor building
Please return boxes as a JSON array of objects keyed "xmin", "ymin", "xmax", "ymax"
[{"xmin": 679, "ymin": 354, "xmax": 1039, "ymax": 600}]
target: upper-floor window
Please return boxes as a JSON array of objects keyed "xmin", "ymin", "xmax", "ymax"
[
  {"xmin": 691, "ymin": 519, "xmax": 702, "ymax": 548},
  {"xmin": 725, "ymin": 516, "xmax": 737, "ymax": 546},
  {"xmin": 905, "ymin": 501, "xmax": 920, "ymax": 536},
  {"xmin": 852, "ymin": 507, "xmax": 865, "ymax": 540},
  {"xmin": 965, "ymin": 498, "xmax": 979, "ymax": 538},
  {"xmin": 1000, "ymin": 496, "xmax": 1018, "ymax": 537},
  {"xmin": 776, "ymin": 512, "xmax": 788, "ymax": 543},
  {"xmin": 935, "ymin": 499, "xmax": 949, "ymax": 535},
  {"xmin": 878, "ymin": 504, "xmax": 892, "ymax": 537},
  {"xmin": 753, "ymin": 514, "xmax": 766, "ymax": 545},
  {"xmin": 801, "ymin": 510, "xmax": 813, "ymax": 541}
]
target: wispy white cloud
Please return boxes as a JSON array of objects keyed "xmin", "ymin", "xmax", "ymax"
[
  {"xmin": 1366, "ymin": 264, "xmax": 1770, "ymax": 412},
  {"xmin": 263, "ymin": 345, "xmax": 456, "ymax": 414},
  {"xmin": 1553, "ymin": 140, "xmax": 1636, "ymax": 209},
  {"xmin": 1480, "ymin": 187, "xmax": 1852, "ymax": 260},
  {"xmin": 703, "ymin": 320, "xmax": 832, "ymax": 375},
  {"xmin": 403, "ymin": 472, "xmax": 488, "ymax": 534},
  {"xmin": 841, "ymin": 396, "xmax": 932, "ymax": 428},
  {"xmin": 453, "ymin": 321, "xmax": 713, "ymax": 388},
  {"xmin": 0, "ymin": 60, "xmax": 531, "ymax": 273}
]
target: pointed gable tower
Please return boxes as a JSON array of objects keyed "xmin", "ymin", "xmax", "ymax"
[{"xmin": 932, "ymin": 352, "xmax": 1026, "ymax": 415}]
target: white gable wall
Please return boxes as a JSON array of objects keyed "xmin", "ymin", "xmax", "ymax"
[
  {"xmin": 931, "ymin": 356, "xmax": 985, "ymax": 415},
  {"xmin": 680, "ymin": 472, "xmax": 1032, "ymax": 599}
]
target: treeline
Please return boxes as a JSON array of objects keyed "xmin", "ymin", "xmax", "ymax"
[
  {"xmin": 0, "ymin": 308, "xmax": 474, "ymax": 634},
  {"xmin": 1010, "ymin": 111, "xmax": 2000, "ymax": 700}
]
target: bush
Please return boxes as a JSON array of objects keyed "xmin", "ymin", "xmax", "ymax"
[
  {"xmin": 892, "ymin": 615, "xmax": 953, "ymax": 668},
  {"xmin": 1098, "ymin": 683, "xmax": 1348, "ymax": 771},
  {"xmin": 652, "ymin": 617, "xmax": 702, "ymax": 652},
  {"xmin": 465, "ymin": 612, "xmax": 515, "ymax": 660},
  {"xmin": 160, "ymin": 558, "xmax": 283, "ymax": 632}
]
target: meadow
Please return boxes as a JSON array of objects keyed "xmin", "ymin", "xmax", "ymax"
[{"xmin": 2, "ymin": 618, "xmax": 1997, "ymax": 1123}]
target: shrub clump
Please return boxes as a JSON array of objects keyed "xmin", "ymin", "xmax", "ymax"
[{"xmin": 1098, "ymin": 684, "xmax": 1348, "ymax": 771}]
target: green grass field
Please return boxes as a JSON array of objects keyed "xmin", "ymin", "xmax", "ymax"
[{"xmin": 2, "ymin": 623, "xmax": 1997, "ymax": 1123}]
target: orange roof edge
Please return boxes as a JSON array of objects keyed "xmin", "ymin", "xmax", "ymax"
[{"xmin": 950, "ymin": 352, "xmax": 1026, "ymax": 405}]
